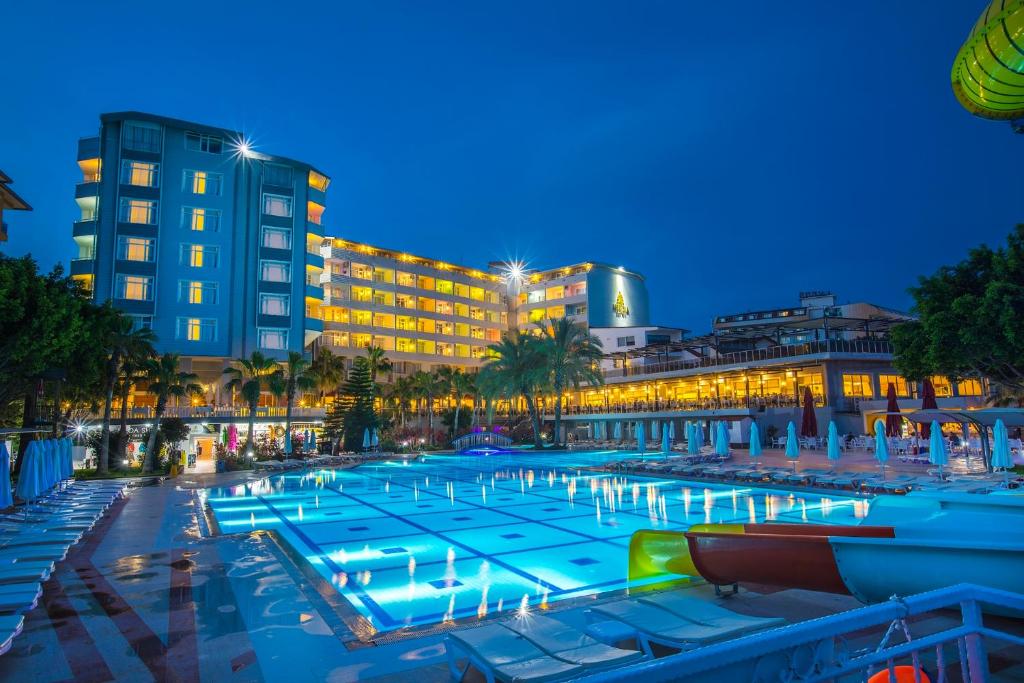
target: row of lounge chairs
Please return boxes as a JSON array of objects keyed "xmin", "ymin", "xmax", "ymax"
[
  {"xmin": 0, "ymin": 479, "xmax": 128, "ymax": 657},
  {"xmin": 447, "ymin": 591, "xmax": 784, "ymax": 682},
  {"xmin": 602, "ymin": 457, "xmax": 1019, "ymax": 494}
]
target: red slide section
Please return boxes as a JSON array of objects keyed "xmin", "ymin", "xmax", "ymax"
[{"xmin": 685, "ymin": 524, "xmax": 895, "ymax": 595}]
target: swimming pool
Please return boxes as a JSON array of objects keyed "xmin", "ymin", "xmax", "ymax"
[{"xmin": 204, "ymin": 451, "xmax": 866, "ymax": 636}]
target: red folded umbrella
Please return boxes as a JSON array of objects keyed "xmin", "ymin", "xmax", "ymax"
[
  {"xmin": 918, "ymin": 379, "xmax": 937, "ymax": 438},
  {"xmin": 800, "ymin": 386, "xmax": 818, "ymax": 437},
  {"xmin": 885, "ymin": 383, "xmax": 902, "ymax": 437}
]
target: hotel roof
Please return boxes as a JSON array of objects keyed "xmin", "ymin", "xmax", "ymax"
[{"xmin": 325, "ymin": 237, "xmax": 502, "ymax": 283}]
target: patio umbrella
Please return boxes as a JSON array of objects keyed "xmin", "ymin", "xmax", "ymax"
[
  {"xmin": 928, "ymin": 420, "xmax": 947, "ymax": 480},
  {"xmin": 592, "ymin": 421, "xmax": 600, "ymax": 440},
  {"xmin": 749, "ymin": 422, "xmax": 762, "ymax": 462},
  {"xmin": 303, "ymin": 430, "xmax": 311, "ymax": 452},
  {"xmin": 715, "ymin": 421, "xmax": 729, "ymax": 457},
  {"xmin": 874, "ymin": 419, "xmax": 890, "ymax": 478},
  {"xmin": 785, "ymin": 421, "xmax": 800, "ymax": 470},
  {"xmin": 362, "ymin": 428, "xmax": 371, "ymax": 450},
  {"xmin": 285, "ymin": 430, "xmax": 292, "ymax": 455},
  {"xmin": 0, "ymin": 442, "xmax": 12, "ymax": 509},
  {"xmin": 992, "ymin": 419, "xmax": 1013, "ymax": 485},
  {"xmin": 60, "ymin": 438, "xmax": 72, "ymax": 481},
  {"xmin": 15, "ymin": 440, "xmax": 44, "ymax": 502},
  {"xmin": 309, "ymin": 430, "xmax": 317, "ymax": 452},
  {"xmin": 827, "ymin": 421, "xmax": 841, "ymax": 464},
  {"xmin": 919, "ymin": 379, "xmax": 938, "ymax": 439},
  {"xmin": 650, "ymin": 421, "xmax": 659, "ymax": 440},
  {"xmin": 884, "ymin": 383, "xmax": 901, "ymax": 437},
  {"xmin": 800, "ymin": 387, "xmax": 818, "ymax": 437},
  {"xmin": 694, "ymin": 423, "xmax": 705, "ymax": 450},
  {"xmin": 661, "ymin": 423, "xmax": 670, "ymax": 455},
  {"xmin": 668, "ymin": 421, "xmax": 675, "ymax": 440},
  {"xmin": 637, "ymin": 422, "xmax": 646, "ymax": 453},
  {"xmin": 687, "ymin": 423, "xmax": 699, "ymax": 455},
  {"xmin": 709, "ymin": 421, "xmax": 717, "ymax": 447},
  {"xmin": 613, "ymin": 421, "xmax": 622, "ymax": 442},
  {"xmin": 42, "ymin": 440, "xmax": 56, "ymax": 489},
  {"xmin": 371, "ymin": 429, "xmax": 378, "ymax": 448}
]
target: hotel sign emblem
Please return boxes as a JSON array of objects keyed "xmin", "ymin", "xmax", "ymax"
[{"xmin": 612, "ymin": 291, "xmax": 630, "ymax": 318}]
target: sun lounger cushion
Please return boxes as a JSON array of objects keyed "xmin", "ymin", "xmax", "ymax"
[
  {"xmin": 589, "ymin": 601, "xmax": 749, "ymax": 646},
  {"xmin": 638, "ymin": 592, "xmax": 785, "ymax": 634},
  {"xmin": 0, "ymin": 615, "xmax": 23, "ymax": 656},
  {"xmin": 503, "ymin": 614, "xmax": 642, "ymax": 668},
  {"xmin": 448, "ymin": 623, "xmax": 582, "ymax": 682}
]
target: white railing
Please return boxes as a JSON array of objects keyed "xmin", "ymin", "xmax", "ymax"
[
  {"xmin": 122, "ymin": 406, "xmax": 327, "ymax": 421},
  {"xmin": 452, "ymin": 432, "xmax": 513, "ymax": 450},
  {"xmin": 581, "ymin": 583, "xmax": 1024, "ymax": 683}
]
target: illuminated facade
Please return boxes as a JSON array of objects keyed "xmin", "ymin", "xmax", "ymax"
[
  {"xmin": 72, "ymin": 112, "xmax": 328, "ymax": 379},
  {"xmin": 316, "ymin": 242, "xmax": 653, "ymax": 375}
]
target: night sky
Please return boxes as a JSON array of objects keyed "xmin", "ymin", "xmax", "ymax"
[{"xmin": 2, "ymin": 1, "xmax": 1019, "ymax": 333}]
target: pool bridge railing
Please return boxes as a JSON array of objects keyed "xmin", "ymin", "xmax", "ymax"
[{"xmin": 452, "ymin": 432, "xmax": 513, "ymax": 451}]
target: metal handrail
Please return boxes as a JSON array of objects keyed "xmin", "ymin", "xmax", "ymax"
[{"xmin": 580, "ymin": 583, "xmax": 1023, "ymax": 682}]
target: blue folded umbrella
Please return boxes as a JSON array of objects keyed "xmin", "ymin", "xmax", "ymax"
[{"xmin": 0, "ymin": 443, "xmax": 12, "ymax": 509}]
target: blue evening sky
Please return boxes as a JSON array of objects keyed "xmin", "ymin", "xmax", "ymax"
[{"xmin": 2, "ymin": 1, "xmax": 1018, "ymax": 332}]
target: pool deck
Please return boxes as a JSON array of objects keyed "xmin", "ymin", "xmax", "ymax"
[{"xmin": 0, "ymin": 455, "xmax": 1021, "ymax": 682}]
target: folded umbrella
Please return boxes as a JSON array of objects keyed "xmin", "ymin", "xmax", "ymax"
[
  {"xmin": 0, "ymin": 443, "xmax": 12, "ymax": 509},
  {"xmin": 748, "ymin": 422, "xmax": 762, "ymax": 462},
  {"xmin": 874, "ymin": 419, "xmax": 890, "ymax": 479}
]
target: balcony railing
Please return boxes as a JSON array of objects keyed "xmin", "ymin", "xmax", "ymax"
[
  {"xmin": 605, "ymin": 339, "xmax": 894, "ymax": 379},
  {"xmin": 121, "ymin": 406, "xmax": 327, "ymax": 421},
  {"xmin": 544, "ymin": 393, "xmax": 821, "ymax": 417}
]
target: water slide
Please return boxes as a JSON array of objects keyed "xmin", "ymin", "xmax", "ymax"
[
  {"xmin": 628, "ymin": 494, "xmax": 1024, "ymax": 611},
  {"xmin": 951, "ymin": 0, "xmax": 1024, "ymax": 121}
]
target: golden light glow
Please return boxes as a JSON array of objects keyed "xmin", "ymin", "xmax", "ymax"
[
  {"xmin": 308, "ymin": 170, "xmax": 330, "ymax": 192},
  {"xmin": 78, "ymin": 158, "xmax": 101, "ymax": 182}
]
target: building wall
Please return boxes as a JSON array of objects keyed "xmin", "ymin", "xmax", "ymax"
[{"xmin": 74, "ymin": 112, "xmax": 326, "ymax": 363}]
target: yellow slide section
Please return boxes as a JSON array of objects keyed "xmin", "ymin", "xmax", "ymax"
[
  {"xmin": 951, "ymin": 0, "xmax": 1024, "ymax": 120},
  {"xmin": 627, "ymin": 525, "xmax": 744, "ymax": 588}
]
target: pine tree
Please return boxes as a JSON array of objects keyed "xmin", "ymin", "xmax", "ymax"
[{"xmin": 328, "ymin": 357, "xmax": 378, "ymax": 453}]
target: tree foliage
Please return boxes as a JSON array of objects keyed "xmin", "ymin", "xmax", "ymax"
[
  {"xmin": 332, "ymin": 357, "xmax": 378, "ymax": 452},
  {"xmin": 893, "ymin": 225, "xmax": 1024, "ymax": 396},
  {"xmin": 480, "ymin": 331, "xmax": 548, "ymax": 448}
]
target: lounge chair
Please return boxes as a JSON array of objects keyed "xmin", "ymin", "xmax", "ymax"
[
  {"xmin": 503, "ymin": 614, "xmax": 644, "ymax": 669},
  {"xmin": 0, "ymin": 615, "xmax": 24, "ymax": 657},
  {"xmin": 637, "ymin": 592, "xmax": 785, "ymax": 635},
  {"xmin": 586, "ymin": 600, "xmax": 759, "ymax": 656},
  {"xmin": 0, "ymin": 582, "xmax": 42, "ymax": 615},
  {"xmin": 447, "ymin": 622, "xmax": 582, "ymax": 683}
]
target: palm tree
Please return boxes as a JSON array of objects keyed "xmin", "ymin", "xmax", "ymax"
[
  {"xmin": 364, "ymin": 345, "xmax": 393, "ymax": 385},
  {"xmin": 115, "ymin": 354, "xmax": 150, "ymax": 463},
  {"xmin": 536, "ymin": 318, "xmax": 604, "ymax": 447},
  {"xmin": 437, "ymin": 367, "xmax": 476, "ymax": 440},
  {"xmin": 98, "ymin": 314, "xmax": 155, "ymax": 474},
  {"xmin": 308, "ymin": 348, "xmax": 346, "ymax": 403},
  {"xmin": 223, "ymin": 351, "xmax": 281, "ymax": 454},
  {"xmin": 384, "ymin": 375, "xmax": 416, "ymax": 428},
  {"xmin": 480, "ymin": 331, "xmax": 547, "ymax": 448},
  {"xmin": 271, "ymin": 351, "xmax": 316, "ymax": 454},
  {"xmin": 411, "ymin": 370, "xmax": 446, "ymax": 445},
  {"xmin": 142, "ymin": 354, "xmax": 202, "ymax": 473}
]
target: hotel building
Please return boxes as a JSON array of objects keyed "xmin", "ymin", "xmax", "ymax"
[
  {"xmin": 551, "ymin": 292, "xmax": 987, "ymax": 440},
  {"xmin": 72, "ymin": 112, "xmax": 328, "ymax": 384},
  {"xmin": 315, "ymin": 240, "xmax": 657, "ymax": 377},
  {"xmin": 0, "ymin": 169, "xmax": 31, "ymax": 242}
]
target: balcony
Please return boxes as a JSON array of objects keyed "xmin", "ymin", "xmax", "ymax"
[
  {"xmin": 305, "ymin": 250, "xmax": 325, "ymax": 270},
  {"xmin": 306, "ymin": 219, "xmax": 325, "ymax": 238},
  {"xmin": 77, "ymin": 137, "xmax": 100, "ymax": 162},
  {"xmin": 305, "ymin": 283, "xmax": 324, "ymax": 300},
  {"xmin": 604, "ymin": 339, "xmax": 895, "ymax": 380},
  {"xmin": 69, "ymin": 257, "xmax": 94, "ymax": 276},
  {"xmin": 304, "ymin": 316, "xmax": 324, "ymax": 333},
  {"xmin": 75, "ymin": 181, "xmax": 99, "ymax": 200},
  {"xmin": 72, "ymin": 219, "xmax": 97, "ymax": 238}
]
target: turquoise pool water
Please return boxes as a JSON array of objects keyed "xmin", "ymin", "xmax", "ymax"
[{"xmin": 204, "ymin": 451, "xmax": 866, "ymax": 635}]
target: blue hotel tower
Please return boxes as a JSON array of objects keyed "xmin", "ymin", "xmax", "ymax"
[{"xmin": 71, "ymin": 112, "xmax": 328, "ymax": 379}]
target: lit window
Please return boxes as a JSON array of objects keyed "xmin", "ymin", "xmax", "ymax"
[
  {"xmin": 308, "ymin": 170, "xmax": 330, "ymax": 191},
  {"xmin": 956, "ymin": 378, "xmax": 983, "ymax": 396},
  {"xmin": 123, "ymin": 122, "xmax": 162, "ymax": 152},
  {"xmin": 307, "ymin": 201, "xmax": 325, "ymax": 225},
  {"xmin": 176, "ymin": 317, "xmax": 217, "ymax": 342},
  {"xmin": 260, "ymin": 294, "xmax": 290, "ymax": 316},
  {"xmin": 842, "ymin": 374, "xmax": 874, "ymax": 398},
  {"xmin": 258, "ymin": 328, "xmax": 289, "ymax": 350},
  {"xmin": 184, "ymin": 170, "xmax": 222, "ymax": 195},
  {"xmin": 178, "ymin": 280, "xmax": 218, "ymax": 304},
  {"xmin": 931, "ymin": 376, "xmax": 953, "ymax": 397},
  {"xmin": 116, "ymin": 274, "xmax": 153, "ymax": 301},
  {"xmin": 352, "ymin": 310, "xmax": 372, "ymax": 326},
  {"xmin": 396, "ymin": 338, "xmax": 416, "ymax": 353},
  {"xmin": 119, "ymin": 198, "xmax": 158, "ymax": 224},
  {"xmin": 185, "ymin": 132, "xmax": 223, "ymax": 154},
  {"xmin": 129, "ymin": 315, "xmax": 153, "ymax": 331},
  {"xmin": 260, "ymin": 260, "xmax": 291, "ymax": 282},
  {"xmin": 120, "ymin": 161, "xmax": 159, "ymax": 187},
  {"xmin": 352, "ymin": 333, "xmax": 372, "ymax": 349},
  {"xmin": 262, "ymin": 193, "xmax": 292, "ymax": 217},
  {"xmin": 396, "ymin": 272, "xmax": 415, "ymax": 287},
  {"xmin": 878, "ymin": 375, "xmax": 911, "ymax": 398},
  {"xmin": 436, "ymin": 279, "xmax": 454, "ymax": 295},
  {"xmin": 181, "ymin": 244, "xmax": 218, "ymax": 268},
  {"xmin": 182, "ymin": 207, "xmax": 220, "ymax": 232},
  {"xmin": 116, "ymin": 236, "xmax": 154, "ymax": 262},
  {"xmin": 261, "ymin": 226, "xmax": 292, "ymax": 250}
]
